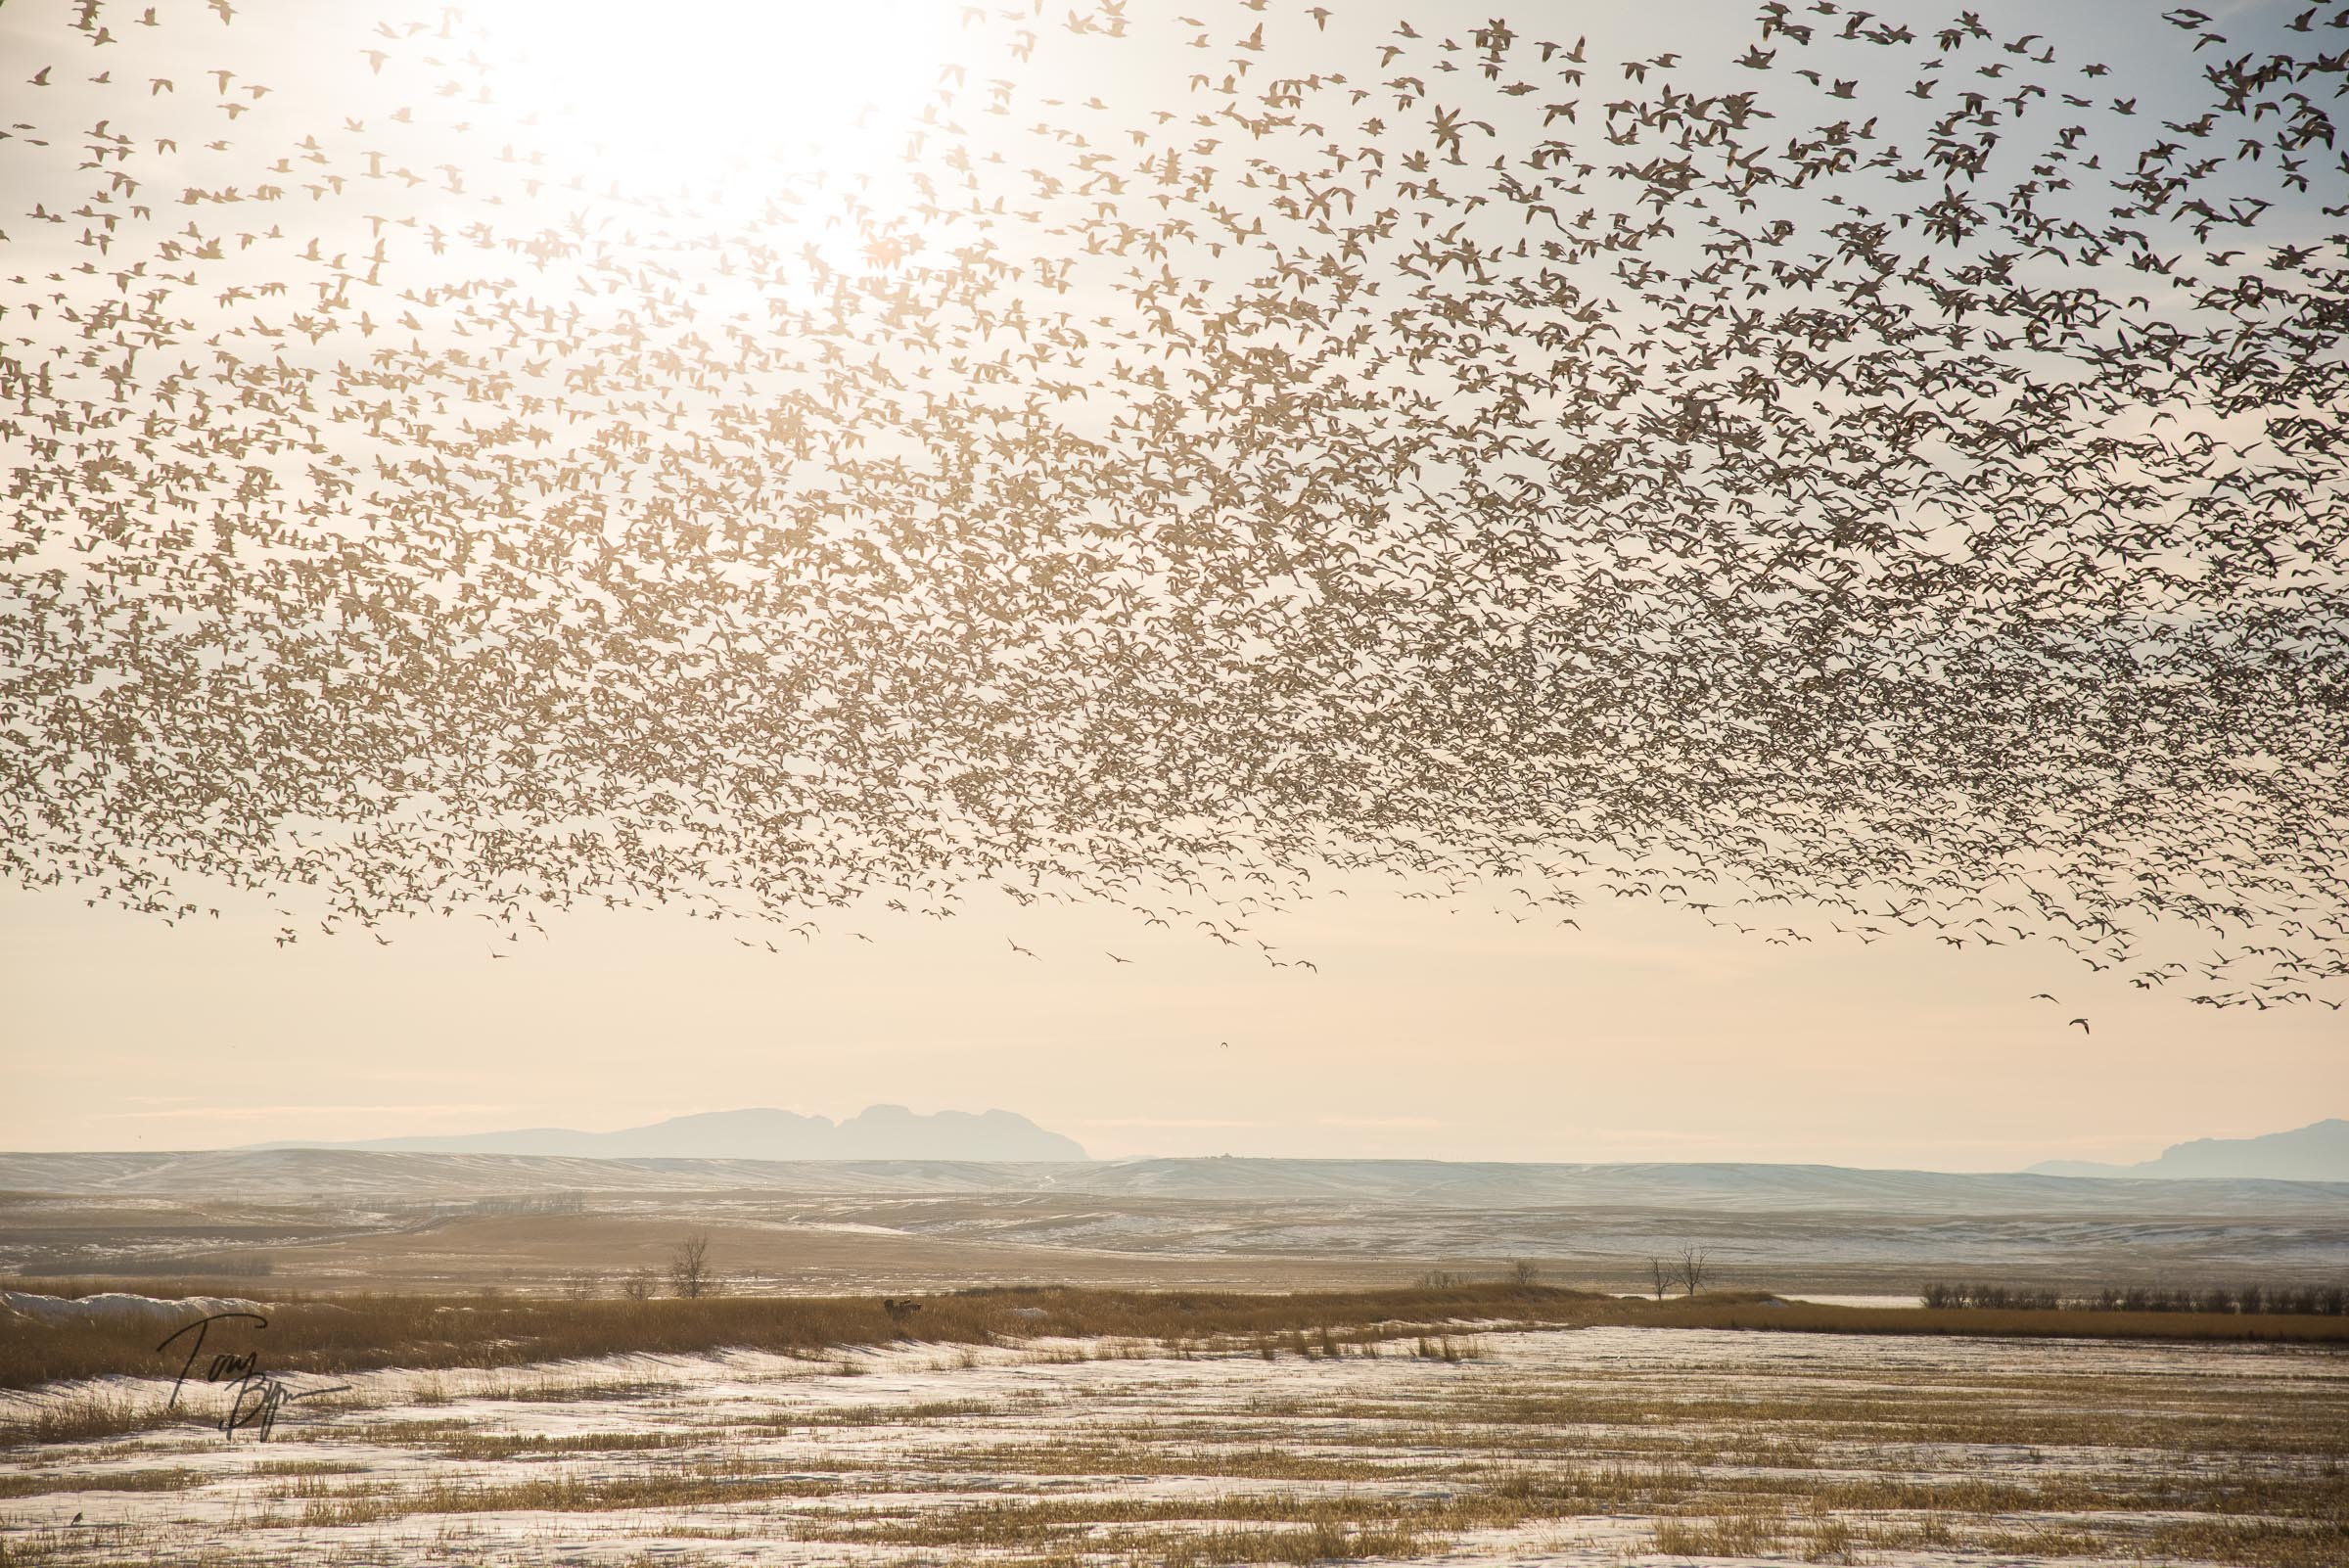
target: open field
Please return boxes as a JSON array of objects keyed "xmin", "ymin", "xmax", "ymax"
[
  {"xmin": 1, "ymin": 1303, "xmax": 2342, "ymax": 1567},
  {"xmin": 7, "ymin": 1285, "xmax": 2348, "ymax": 1400},
  {"xmin": 5, "ymin": 1152, "xmax": 2345, "ymax": 1298},
  {"xmin": 8, "ymin": 1153, "xmax": 2340, "ymax": 1564}
]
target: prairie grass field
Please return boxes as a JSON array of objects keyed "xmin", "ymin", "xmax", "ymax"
[
  {"xmin": 8, "ymin": 1281, "xmax": 2347, "ymax": 1397},
  {"xmin": 2, "ymin": 1288, "xmax": 2345, "ymax": 1567},
  {"xmin": 7, "ymin": 1152, "xmax": 2344, "ymax": 1304}
]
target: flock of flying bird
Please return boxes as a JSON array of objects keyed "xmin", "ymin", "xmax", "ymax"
[{"xmin": 0, "ymin": 0, "xmax": 2343, "ymax": 1012}]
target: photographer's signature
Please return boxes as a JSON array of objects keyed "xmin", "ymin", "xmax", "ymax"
[{"xmin": 156, "ymin": 1312, "xmax": 350, "ymax": 1441}]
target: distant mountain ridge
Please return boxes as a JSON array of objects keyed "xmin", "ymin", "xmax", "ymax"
[
  {"xmin": 243, "ymin": 1105, "xmax": 1086, "ymax": 1162},
  {"xmin": 2029, "ymin": 1119, "xmax": 2349, "ymax": 1181}
]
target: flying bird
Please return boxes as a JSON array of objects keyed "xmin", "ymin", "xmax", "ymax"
[{"xmin": 0, "ymin": 0, "xmax": 2336, "ymax": 1020}]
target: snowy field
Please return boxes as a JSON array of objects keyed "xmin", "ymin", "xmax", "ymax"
[
  {"xmin": 9, "ymin": 1151, "xmax": 2346, "ymax": 1297},
  {"xmin": 3, "ymin": 1322, "xmax": 2342, "ymax": 1567}
]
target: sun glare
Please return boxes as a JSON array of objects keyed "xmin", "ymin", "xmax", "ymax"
[{"xmin": 485, "ymin": 0, "xmax": 958, "ymax": 176}]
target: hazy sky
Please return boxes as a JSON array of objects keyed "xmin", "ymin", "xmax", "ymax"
[
  {"xmin": 2, "ymin": 0, "xmax": 2341, "ymax": 1166},
  {"xmin": 5, "ymin": 873, "xmax": 2339, "ymax": 1165}
]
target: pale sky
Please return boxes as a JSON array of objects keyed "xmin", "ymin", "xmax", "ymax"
[
  {"xmin": 1, "ymin": 0, "xmax": 2341, "ymax": 1166},
  {"xmin": 4, "ymin": 871, "xmax": 2338, "ymax": 1165}
]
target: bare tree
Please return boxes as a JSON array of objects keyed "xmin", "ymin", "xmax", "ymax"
[
  {"xmin": 1648, "ymin": 1257, "xmax": 1670, "ymax": 1300},
  {"xmin": 668, "ymin": 1231, "xmax": 716, "ymax": 1298},
  {"xmin": 1678, "ymin": 1243, "xmax": 1711, "ymax": 1297},
  {"xmin": 620, "ymin": 1268, "xmax": 657, "ymax": 1302},
  {"xmin": 559, "ymin": 1269, "xmax": 598, "ymax": 1302},
  {"xmin": 1505, "ymin": 1258, "xmax": 1542, "ymax": 1288}
]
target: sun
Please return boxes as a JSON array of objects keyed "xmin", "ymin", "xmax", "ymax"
[{"xmin": 479, "ymin": 0, "xmax": 960, "ymax": 182}]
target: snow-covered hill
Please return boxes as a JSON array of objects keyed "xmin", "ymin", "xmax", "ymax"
[{"xmin": 5, "ymin": 1148, "xmax": 2342, "ymax": 1216}]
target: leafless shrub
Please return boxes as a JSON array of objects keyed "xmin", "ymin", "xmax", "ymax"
[
  {"xmin": 667, "ymin": 1233, "xmax": 716, "ymax": 1299},
  {"xmin": 1679, "ymin": 1244, "xmax": 1711, "ymax": 1297}
]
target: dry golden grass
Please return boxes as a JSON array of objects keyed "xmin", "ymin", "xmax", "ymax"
[
  {"xmin": 933, "ymin": 1438, "xmax": 1443, "ymax": 1482},
  {"xmin": 4, "ymin": 1328, "xmax": 2341, "ymax": 1568},
  {"xmin": 423, "ymin": 1428, "xmax": 704, "ymax": 1459},
  {"xmin": 850, "ymin": 1376, "xmax": 2345, "ymax": 1567},
  {"xmin": 778, "ymin": 1452, "xmax": 2349, "ymax": 1568},
  {"xmin": 0, "ymin": 1280, "xmax": 1598, "ymax": 1395},
  {"xmin": 292, "ymin": 1462, "xmax": 845, "ymax": 1527},
  {"xmin": 0, "ymin": 1467, "xmax": 202, "ymax": 1499},
  {"xmin": 240, "ymin": 1458, "xmax": 361, "ymax": 1479},
  {"xmin": 7, "ymin": 1281, "xmax": 2346, "ymax": 1568},
  {"xmin": 9, "ymin": 1280, "xmax": 2338, "ymax": 1406},
  {"xmin": 764, "ymin": 1396, "xmax": 1003, "ymax": 1428},
  {"xmin": 1652, "ymin": 1507, "xmax": 1788, "ymax": 1559},
  {"xmin": 0, "ymin": 1392, "xmax": 205, "ymax": 1449}
]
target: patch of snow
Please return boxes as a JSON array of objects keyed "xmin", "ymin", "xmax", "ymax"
[{"xmin": 0, "ymin": 1290, "xmax": 268, "ymax": 1327}]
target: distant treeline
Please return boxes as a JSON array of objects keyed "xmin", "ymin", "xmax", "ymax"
[{"xmin": 1920, "ymin": 1282, "xmax": 2347, "ymax": 1314}]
